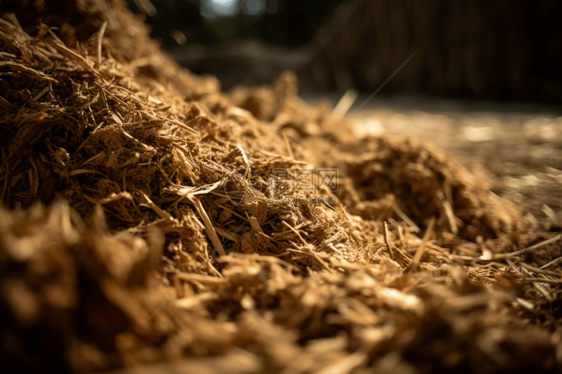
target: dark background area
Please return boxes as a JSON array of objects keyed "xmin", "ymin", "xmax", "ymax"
[
  {"xmin": 126, "ymin": 0, "xmax": 562, "ymax": 103},
  {"xmin": 126, "ymin": 0, "xmax": 345, "ymax": 49}
]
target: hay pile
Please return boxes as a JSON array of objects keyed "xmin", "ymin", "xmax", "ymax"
[{"xmin": 1, "ymin": 2, "xmax": 562, "ymax": 373}]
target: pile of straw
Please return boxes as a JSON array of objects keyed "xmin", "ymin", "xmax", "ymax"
[{"xmin": 1, "ymin": 2, "xmax": 561, "ymax": 373}]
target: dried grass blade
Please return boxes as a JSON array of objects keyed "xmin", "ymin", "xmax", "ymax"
[
  {"xmin": 406, "ymin": 216, "xmax": 435, "ymax": 273},
  {"xmin": 191, "ymin": 196, "xmax": 226, "ymax": 256}
]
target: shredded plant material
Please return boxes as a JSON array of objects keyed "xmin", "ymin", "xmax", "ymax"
[{"xmin": 0, "ymin": 2, "xmax": 561, "ymax": 373}]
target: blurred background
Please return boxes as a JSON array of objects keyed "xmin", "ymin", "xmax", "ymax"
[{"xmin": 127, "ymin": 0, "xmax": 562, "ymax": 102}]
